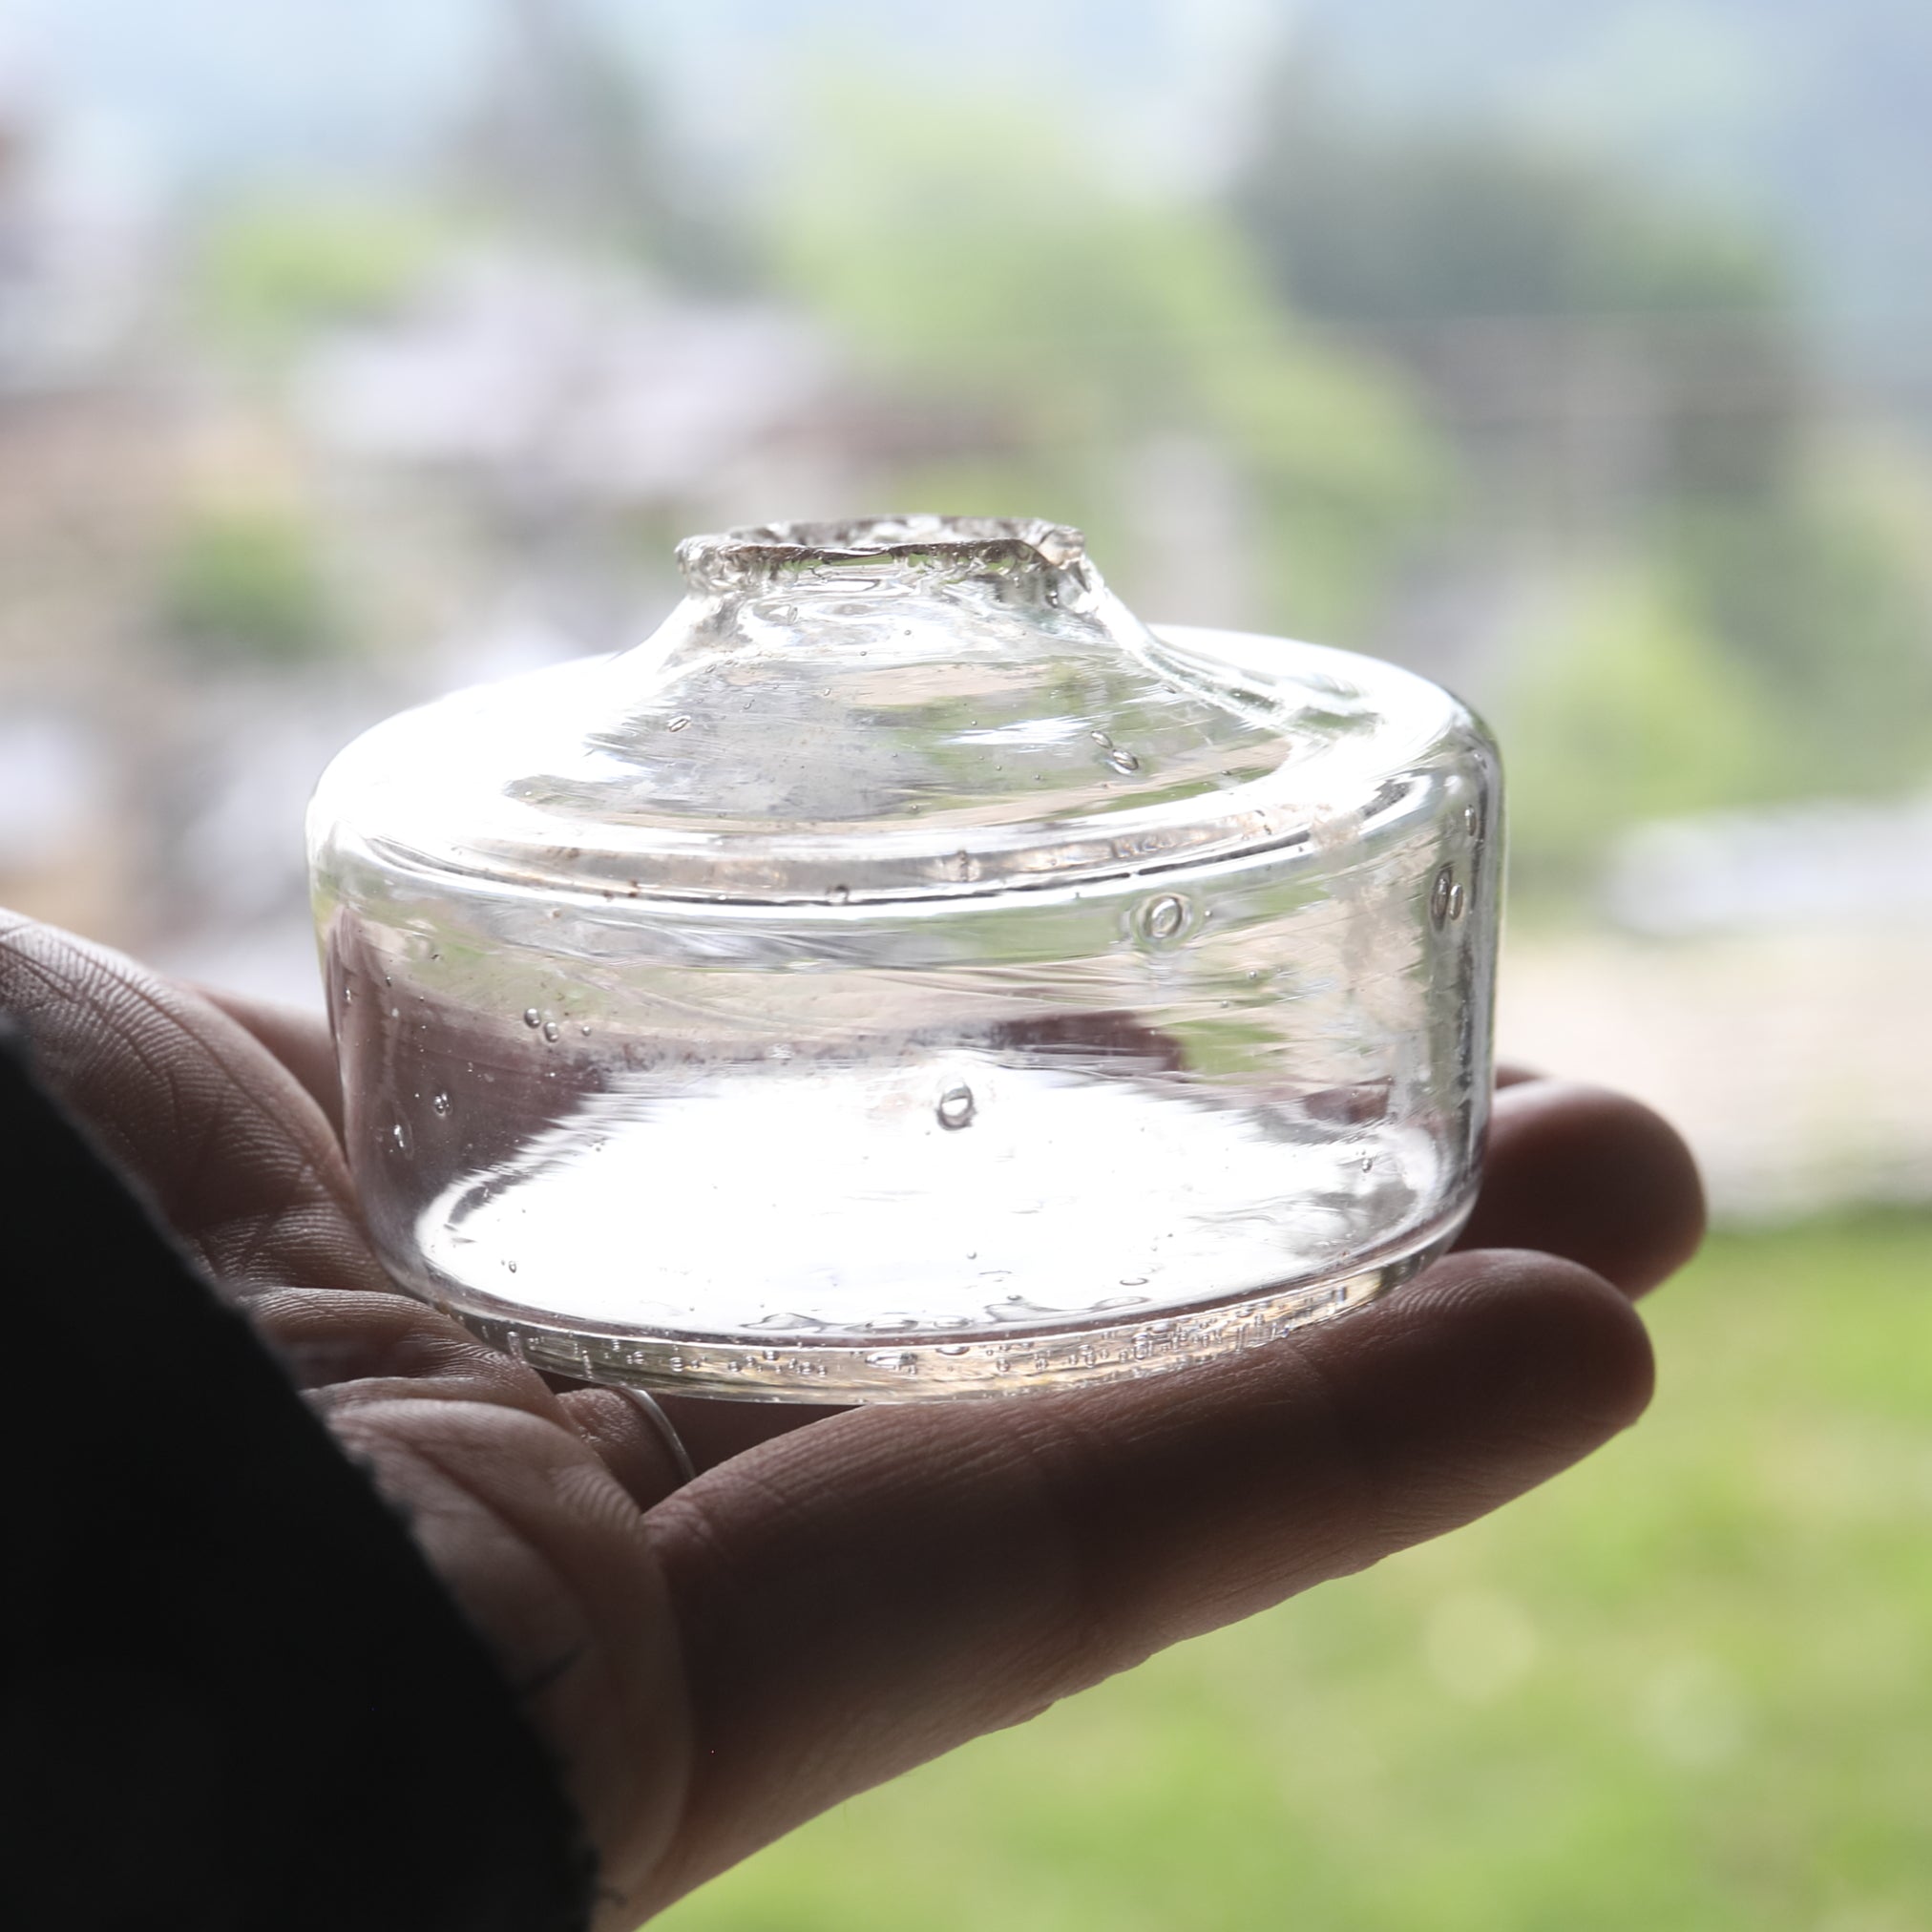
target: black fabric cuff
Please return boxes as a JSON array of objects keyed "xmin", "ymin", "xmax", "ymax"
[{"xmin": 0, "ymin": 1032, "xmax": 597, "ymax": 1932}]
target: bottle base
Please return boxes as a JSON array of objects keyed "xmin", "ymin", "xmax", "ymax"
[{"xmin": 439, "ymin": 1220, "xmax": 1461, "ymax": 1404}]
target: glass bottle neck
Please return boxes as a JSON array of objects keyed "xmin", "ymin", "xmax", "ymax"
[{"xmin": 674, "ymin": 515, "xmax": 1098, "ymax": 617}]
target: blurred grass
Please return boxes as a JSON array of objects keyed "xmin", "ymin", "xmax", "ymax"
[{"xmin": 658, "ymin": 1218, "xmax": 1932, "ymax": 1932}]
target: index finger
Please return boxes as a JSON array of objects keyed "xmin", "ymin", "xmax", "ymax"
[
  {"xmin": 192, "ymin": 984, "xmax": 343, "ymax": 1138},
  {"xmin": 1458, "ymin": 1078, "xmax": 1704, "ymax": 1297}
]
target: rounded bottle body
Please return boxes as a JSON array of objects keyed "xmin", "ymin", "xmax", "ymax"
[{"xmin": 313, "ymin": 620, "xmax": 1500, "ymax": 1401}]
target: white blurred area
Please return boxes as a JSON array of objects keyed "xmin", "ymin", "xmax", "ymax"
[
  {"xmin": 0, "ymin": 0, "xmax": 1289, "ymax": 999},
  {"xmin": 1504, "ymin": 930, "xmax": 1932, "ymax": 1223},
  {"xmin": 6, "ymin": 0, "xmax": 1932, "ymax": 1223}
]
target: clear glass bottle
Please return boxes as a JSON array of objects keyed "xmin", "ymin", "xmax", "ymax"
[{"xmin": 308, "ymin": 516, "xmax": 1501, "ymax": 1400}]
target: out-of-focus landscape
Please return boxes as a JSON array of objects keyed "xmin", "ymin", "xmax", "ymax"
[
  {"xmin": 6, "ymin": 4, "xmax": 1932, "ymax": 1926},
  {"xmin": 11, "ymin": 0, "xmax": 1932, "ymax": 1215}
]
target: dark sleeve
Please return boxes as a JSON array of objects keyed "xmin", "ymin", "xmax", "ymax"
[{"xmin": 0, "ymin": 1033, "xmax": 597, "ymax": 1932}]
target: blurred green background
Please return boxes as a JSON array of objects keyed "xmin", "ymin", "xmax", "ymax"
[
  {"xmin": 663, "ymin": 1219, "xmax": 1932, "ymax": 1932},
  {"xmin": 5, "ymin": 3, "xmax": 1932, "ymax": 1924}
]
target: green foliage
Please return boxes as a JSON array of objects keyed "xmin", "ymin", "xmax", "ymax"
[
  {"xmin": 1233, "ymin": 54, "xmax": 1932, "ymax": 886},
  {"xmin": 1499, "ymin": 566, "xmax": 1778, "ymax": 893},
  {"xmin": 1289, "ymin": 0, "xmax": 1932, "ymax": 359},
  {"xmin": 456, "ymin": 5, "xmax": 745, "ymax": 287},
  {"xmin": 1211, "ymin": 346, "xmax": 1447, "ymax": 635},
  {"xmin": 198, "ymin": 196, "xmax": 453, "ymax": 355},
  {"xmin": 1236, "ymin": 80, "xmax": 1785, "ymax": 327},
  {"xmin": 1668, "ymin": 487, "xmax": 1932, "ymax": 795},
  {"xmin": 157, "ymin": 505, "xmax": 339, "ymax": 662},
  {"xmin": 1501, "ymin": 461, "xmax": 1932, "ymax": 890},
  {"xmin": 1232, "ymin": 54, "xmax": 1803, "ymax": 516},
  {"xmin": 660, "ymin": 1214, "xmax": 1932, "ymax": 1931},
  {"xmin": 770, "ymin": 84, "xmax": 1445, "ymax": 638},
  {"xmin": 778, "ymin": 92, "xmax": 1240, "ymax": 408}
]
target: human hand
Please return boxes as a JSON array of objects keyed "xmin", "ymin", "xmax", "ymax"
[{"xmin": 0, "ymin": 913, "xmax": 1702, "ymax": 1928}]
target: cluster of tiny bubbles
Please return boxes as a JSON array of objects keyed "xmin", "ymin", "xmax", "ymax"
[
  {"xmin": 936, "ymin": 1083, "xmax": 976, "ymax": 1130},
  {"xmin": 1137, "ymin": 892, "xmax": 1191, "ymax": 945},
  {"xmin": 430, "ymin": 1091, "xmax": 452, "ymax": 1118}
]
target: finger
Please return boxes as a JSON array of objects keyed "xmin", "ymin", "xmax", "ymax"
[
  {"xmin": 556, "ymin": 1388, "xmax": 696, "ymax": 1512},
  {"xmin": 1459, "ymin": 1079, "xmax": 1705, "ymax": 1297},
  {"xmin": 0, "ymin": 914, "xmax": 620, "ymax": 1445},
  {"xmin": 638, "ymin": 1250, "xmax": 1652, "ymax": 1905},
  {"xmin": 653, "ymin": 1394, "xmax": 846, "ymax": 1473},
  {"xmin": 322, "ymin": 1394, "xmax": 693, "ymax": 1906},
  {"xmin": 0, "ymin": 913, "xmax": 388, "ymax": 1299},
  {"xmin": 525, "ymin": 1373, "xmax": 845, "ymax": 1478},
  {"xmin": 192, "ymin": 984, "xmax": 344, "ymax": 1138}
]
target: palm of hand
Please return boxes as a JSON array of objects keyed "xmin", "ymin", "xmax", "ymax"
[{"xmin": 0, "ymin": 914, "xmax": 1701, "ymax": 1927}]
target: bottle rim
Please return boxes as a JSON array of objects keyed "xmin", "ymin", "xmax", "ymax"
[{"xmin": 675, "ymin": 514, "xmax": 1088, "ymax": 596}]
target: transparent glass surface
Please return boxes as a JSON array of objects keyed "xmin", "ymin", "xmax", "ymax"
[{"xmin": 308, "ymin": 517, "xmax": 1502, "ymax": 1400}]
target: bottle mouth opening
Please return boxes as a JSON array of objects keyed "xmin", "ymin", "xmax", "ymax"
[{"xmin": 677, "ymin": 514, "xmax": 1088, "ymax": 595}]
